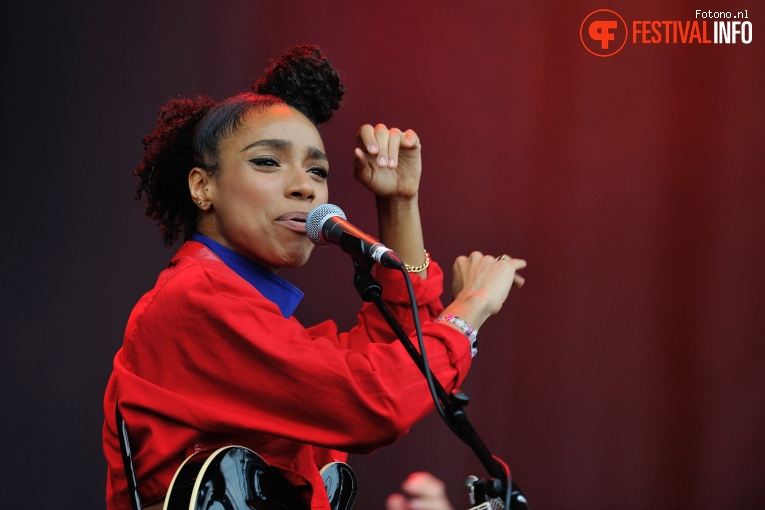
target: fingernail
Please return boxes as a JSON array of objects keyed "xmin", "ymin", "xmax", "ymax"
[
  {"xmin": 377, "ymin": 155, "xmax": 387, "ymax": 166},
  {"xmin": 369, "ymin": 144, "xmax": 378, "ymax": 153},
  {"xmin": 388, "ymin": 158, "xmax": 396, "ymax": 167}
]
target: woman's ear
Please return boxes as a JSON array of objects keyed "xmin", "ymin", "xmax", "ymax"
[{"xmin": 188, "ymin": 167, "xmax": 212, "ymax": 210}]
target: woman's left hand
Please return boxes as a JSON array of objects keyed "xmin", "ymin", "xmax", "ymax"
[{"xmin": 354, "ymin": 124, "xmax": 422, "ymax": 199}]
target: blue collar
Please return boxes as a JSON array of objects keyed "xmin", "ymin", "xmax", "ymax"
[{"xmin": 191, "ymin": 234, "xmax": 304, "ymax": 318}]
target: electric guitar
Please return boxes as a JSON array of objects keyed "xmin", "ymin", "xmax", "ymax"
[{"xmin": 162, "ymin": 445, "xmax": 357, "ymax": 510}]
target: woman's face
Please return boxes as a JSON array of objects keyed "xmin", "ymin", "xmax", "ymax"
[{"xmin": 195, "ymin": 104, "xmax": 329, "ymax": 271}]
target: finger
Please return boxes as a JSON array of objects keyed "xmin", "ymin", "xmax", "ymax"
[
  {"xmin": 496, "ymin": 256, "xmax": 527, "ymax": 270},
  {"xmin": 453, "ymin": 254, "xmax": 469, "ymax": 270},
  {"xmin": 511, "ymin": 258, "xmax": 527, "ymax": 270},
  {"xmin": 373, "ymin": 123, "xmax": 390, "ymax": 167},
  {"xmin": 496, "ymin": 256, "xmax": 526, "ymax": 287},
  {"xmin": 407, "ymin": 499, "xmax": 442, "ymax": 510},
  {"xmin": 353, "ymin": 147, "xmax": 373, "ymax": 187},
  {"xmin": 353, "ymin": 146, "xmax": 368, "ymax": 171},
  {"xmin": 402, "ymin": 129, "xmax": 421, "ymax": 149},
  {"xmin": 451, "ymin": 252, "xmax": 486, "ymax": 292},
  {"xmin": 451, "ymin": 255, "xmax": 468, "ymax": 297},
  {"xmin": 465, "ymin": 251, "xmax": 486, "ymax": 264},
  {"xmin": 402, "ymin": 472, "xmax": 447, "ymax": 498},
  {"xmin": 356, "ymin": 124, "xmax": 378, "ymax": 154},
  {"xmin": 386, "ymin": 128, "xmax": 404, "ymax": 168},
  {"xmin": 385, "ymin": 493, "xmax": 408, "ymax": 510}
]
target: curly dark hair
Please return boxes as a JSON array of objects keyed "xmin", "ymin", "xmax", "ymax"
[
  {"xmin": 133, "ymin": 44, "xmax": 344, "ymax": 246},
  {"xmin": 254, "ymin": 44, "xmax": 344, "ymax": 124},
  {"xmin": 133, "ymin": 96, "xmax": 215, "ymax": 245}
]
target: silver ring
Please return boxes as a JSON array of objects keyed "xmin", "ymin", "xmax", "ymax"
[{"xmin": 497, "ymin": 254, "xmax": 511, "ymax": 261}]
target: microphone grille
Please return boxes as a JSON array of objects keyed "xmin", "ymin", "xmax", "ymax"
[{"xmin": 306, "ymin": 204, "xmax": 346, "ymax": 246}]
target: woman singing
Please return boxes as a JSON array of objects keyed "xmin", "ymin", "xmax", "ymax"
[{"xmin": 103, "ymin": 44, "xmax": 525, "ymax": 510}]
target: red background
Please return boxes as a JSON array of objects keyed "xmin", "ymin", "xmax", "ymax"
[{"xmin": 3, "ymin": 1, "xmax": 763, "ymax": 508}]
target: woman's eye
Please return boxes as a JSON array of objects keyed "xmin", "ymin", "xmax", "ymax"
[
  {"xmin": 309, "ymin": 166, "xmax": 329, "ymax": 179},
  {"xmin": 251, "ymin": 157, "xmax": 279, "ymax": 167}
]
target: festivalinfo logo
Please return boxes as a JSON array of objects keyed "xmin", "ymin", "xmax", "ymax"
[{"xmin": 580, "ymin": 8, "xmax": 753, "ymax": 57}]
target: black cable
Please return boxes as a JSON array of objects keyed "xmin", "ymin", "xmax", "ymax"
[{"xmin": 397, "ymin": 266, "xmax": 465, "ymax": 440}]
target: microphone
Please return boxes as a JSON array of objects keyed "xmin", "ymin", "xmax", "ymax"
[{"xmin": 306, "ymin": 204, "xmax": 404, "ymax": 269}]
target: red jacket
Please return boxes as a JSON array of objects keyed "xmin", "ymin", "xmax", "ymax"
[{"xmin": 103, "ymin": 241, "xmax": 471, "ymax": 509}]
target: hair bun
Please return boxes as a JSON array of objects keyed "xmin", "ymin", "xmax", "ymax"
[{"xmin": 254, "ymin": 44, "xmax": 344, "ymax": 124}]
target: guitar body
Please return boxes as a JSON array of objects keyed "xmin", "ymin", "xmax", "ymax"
[
  {"xmin": 163, "ymin": 446, "xmax": 356, "ymax": 510},
  {"xmin": 320, "ymin": 462, "xmax": 357, "ymax": 510}
]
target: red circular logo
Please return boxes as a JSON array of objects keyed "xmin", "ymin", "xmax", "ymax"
[{"xmin": 580, "ymin": 10, "xmax": 628, "ymax": 57}]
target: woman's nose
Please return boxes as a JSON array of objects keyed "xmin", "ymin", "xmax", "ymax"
[{"xmin": 288, "ymin": 169, "xmax": 315, "ymax": 201}]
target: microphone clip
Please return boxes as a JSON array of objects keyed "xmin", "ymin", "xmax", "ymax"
[{"xmin": 352, "ymin": 258, "xmax": 383, "ymax": 303}]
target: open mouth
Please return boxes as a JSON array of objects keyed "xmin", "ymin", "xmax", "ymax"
[
  {"xmin": 277, "ymin": 212, "xmax": 309, "ymax": 232},
  {"xmin": 278, "ymin": 212, "xmax": 308, "ymax": 222}
]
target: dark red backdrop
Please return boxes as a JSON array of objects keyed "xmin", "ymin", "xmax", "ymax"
[{"xmin": 3, "ymin": 1, "xmax": 763, "ymax": 509}]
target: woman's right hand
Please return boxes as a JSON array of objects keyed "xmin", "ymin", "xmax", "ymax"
[{"xmin": 443, "ymin": 252, "xmax": 526, "ymax": 331}]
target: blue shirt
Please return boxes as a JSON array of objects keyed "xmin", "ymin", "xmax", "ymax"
[{"xmin": 191, "ymin": 234, "xmax": 304, "ymax": 318}]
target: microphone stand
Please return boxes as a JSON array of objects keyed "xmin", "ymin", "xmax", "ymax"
[{"xmin": 351, "ymin": 259, "xmax": 529, "ymax": 510}]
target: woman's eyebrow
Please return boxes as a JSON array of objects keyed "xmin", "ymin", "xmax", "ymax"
[
  {"xmin": 241, "ymin": 140, "xmax": 327, "ymax": 161},
  {"xmin": 241, "ymin": 139, "xmax": 292, "ymax": 152},
  {"xmin": 307, "ymin": 147, "xmax": 328, "ymax": 162}
]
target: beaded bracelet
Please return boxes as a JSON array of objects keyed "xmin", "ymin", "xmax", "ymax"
[
  {"xmin": 434, "ymin": 313, "xmax": 478, "ymax": 357},
  {"xmin": 404, "ymin": 250, "xmax": 430, "ymax": 273}
]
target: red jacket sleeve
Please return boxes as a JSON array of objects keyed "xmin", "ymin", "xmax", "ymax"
[{"xmin": 127, "ymin": 252, "xmax": 469, "ymax": 449}]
